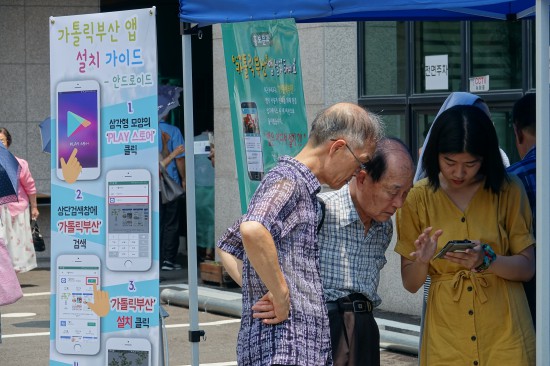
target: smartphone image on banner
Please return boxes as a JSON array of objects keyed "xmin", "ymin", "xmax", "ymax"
[
  {"xmin": 106, "ymin": 169, "xmax": 152, "ymax": 272},
  {"xmin": 56, "ymin": 80, "xmax": 101, "ymax": 181},
  {"xmin": 55, "ymin": 254, "xmax": 101, "ymax": 355},
  {"xmin": 241, "ymin": 101, "xmax": 264, "ymax": 181},
  {"xmin": 106, "ymin": 338, "xmax": 152, "ymax": 366}
]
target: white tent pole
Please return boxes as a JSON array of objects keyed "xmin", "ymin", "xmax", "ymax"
[
  {"xmin": 535, "ymin": 1, "xmax": 549, "ymax": 364},
  {"xmin": 181, "ymin": 25, "xmax": 202, "ymax": 366}
]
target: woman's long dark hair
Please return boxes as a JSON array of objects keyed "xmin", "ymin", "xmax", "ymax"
[{"xmin": 422, "ymin": 105, "xmax": 508, "ymax": 193}]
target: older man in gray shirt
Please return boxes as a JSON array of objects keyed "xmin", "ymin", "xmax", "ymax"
[{"xmin": 317, "ymin": 138, "xmax": 414, "ymax": 366}]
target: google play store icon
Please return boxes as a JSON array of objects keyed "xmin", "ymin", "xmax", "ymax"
[{"xmin": 67, "ymin": 111, "xmax": 92, "ymax": 137}]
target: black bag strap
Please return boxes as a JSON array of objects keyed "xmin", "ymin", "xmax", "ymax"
[
  {"xmin": 316, "ymin": 196, "xmax": 326, "ymax": 235},
  {"xmin": 31, "ymin": 219, "xmax": 41, "ymax": 235}
]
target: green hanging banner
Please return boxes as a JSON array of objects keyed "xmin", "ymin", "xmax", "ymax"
[{"xmin": 222, "ymin": 18, "xmax": 308, "ymax": 212}]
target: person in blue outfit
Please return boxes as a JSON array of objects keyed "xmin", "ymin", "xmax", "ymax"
[
  {"xmin": 158, "ymin": 113, "xmax": 185, "ymax": 271},
  {"xmin": 194, "ymin": 130, "xmax": 215, "ymax": 261},
  {"xmin": 217, "ymin": 102, "xmax": 382, "ymax": 366},
  {"xmin": 318, "ymin": 137, "xmax": 414, "ymax": 366},
  {"xmin": 507, "ymin": 93, "xmax": 536, "ymax": 326}
]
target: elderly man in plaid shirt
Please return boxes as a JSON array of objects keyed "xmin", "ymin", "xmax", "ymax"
[{"xmin": 317, "ymin": 138, "xmax": 414, "ymax": 366}]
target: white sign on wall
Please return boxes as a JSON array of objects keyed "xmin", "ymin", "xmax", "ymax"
[
  {"xmin": 469, "ymin": 75, "xmax": 490, "ymax": 92},
  {"xmin": 425, "ymin": 54, "xmax": 449, "ymax": 90}
]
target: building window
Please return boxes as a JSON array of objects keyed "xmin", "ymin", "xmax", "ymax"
[
  {"xmin": 414, "ymin": 22, "xmax": 461, "ymax": 94},
  {"xmin": 415, "ymin": 111, "xmax": 437, "ymax": 159},
  {"xmin": 491, "ymin": 109, "xmax": 520, "ymax": 164},
  {"xmin": 358, "ymin": 19, "xmax": 532, "ymax": 165},
  {"xmin": 360, "ymin": 21, "xmax": 407, "ymax": 96},
  {"xmin": 380, "ymin": 113, "xmax": 408, "ymax": 141},
  {"xmin": 471, "ymin": 21, "xmax": 522, "ymax": 90}
]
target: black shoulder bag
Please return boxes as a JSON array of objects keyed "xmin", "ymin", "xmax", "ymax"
[{"xmin": 31, "ymin": 219, "xmax": 46, "ymax": 252}]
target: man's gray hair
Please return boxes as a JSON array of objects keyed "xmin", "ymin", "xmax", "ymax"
[{"xmin": 309, "ymin": 102, "xmax": 383, "ymax": 148}]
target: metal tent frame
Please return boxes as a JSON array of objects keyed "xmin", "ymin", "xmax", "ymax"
[{"xmin": 178, "ymin": 1, "xmax": 549, "ymax": 365}]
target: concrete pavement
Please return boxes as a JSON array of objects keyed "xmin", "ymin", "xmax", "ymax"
[
  {"xmin": 160, "ymin": 261, "xmax": 421, "ymax": 357},
  {"xmin": 6, "ymin": 258, "xmax": 419, "ymax": 364}
]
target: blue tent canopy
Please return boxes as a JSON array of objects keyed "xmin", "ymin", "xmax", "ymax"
[
  {"xmin": 179, "ymin": 0, "xmax": 535, "ymax": 25},
  {"xmin": 177, "ymin": 1, "xmax": 549, "ymax": 365}
]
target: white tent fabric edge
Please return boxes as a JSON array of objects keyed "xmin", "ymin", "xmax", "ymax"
[
  {"xmin": 535, "ymin": 0, "xmax": 549, "ymax": 363},
  {"xmin": 182, "ymin": 29, "xmax": 202, "ymax": 366}
]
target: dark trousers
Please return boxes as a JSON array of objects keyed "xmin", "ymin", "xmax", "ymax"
[
  {"xmin": 327, "ymin": 295, "xmax": 380, "ymax": 366},
  {"xmin": 159, "ymin": 194, "xmax": 180, "ymax": 264}
]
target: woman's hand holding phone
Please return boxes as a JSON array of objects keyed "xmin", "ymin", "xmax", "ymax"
[{"xmin": 441, "ymin": 240, "xmax": 484, "ymax": 269}]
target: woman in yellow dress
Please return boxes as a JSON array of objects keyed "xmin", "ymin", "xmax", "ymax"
[{"xmin": 395, "ymin": 104, "xmax": 535, "ymax": 365}]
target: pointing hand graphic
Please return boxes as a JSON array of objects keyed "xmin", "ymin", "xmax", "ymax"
[
  {"xmin": 86, "ymin": 284, "xmax": 110, "ymax": 317},
  {"xmin": 60, "ymin": 148, "xmax": 82, "ymax": 184}
]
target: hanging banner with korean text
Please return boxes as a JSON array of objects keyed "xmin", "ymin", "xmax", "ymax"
[
  {"xmin": 222, "ymin": 19, "xmax": 308, "ymax": 212},
  {"xmin": 49, "ymin": 8, "xmax": 159, "ymax": 365}
]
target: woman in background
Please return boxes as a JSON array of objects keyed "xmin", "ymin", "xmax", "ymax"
[
  {"xmin": 195, "ymin": 130, "xmax": 215, "ymax": 261},
  {"xmin": 395, "ymin": 105, "xmax": 535, "ymax": 365},
  {"xmin": 0, "ymin": 127, "xmax": 39, "ymax": 273}
]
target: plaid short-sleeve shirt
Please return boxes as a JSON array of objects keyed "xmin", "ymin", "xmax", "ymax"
[
  {"xmin": 217, "ymin": 156, "xmax": 332, "ymax": 366},
  {"xmin": 317, "ymin": 184, "xmax": 392, "ymax": 306}
]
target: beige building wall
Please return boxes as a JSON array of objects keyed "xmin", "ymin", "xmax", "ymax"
[
  {"xmin": 211, "ymin": 22, "xmax": 422, "ymax": 316},
  {"xmin": 0, "ymin": 0, "xmax": 100, "ymax": 263},
  {"xmin": 0, "ymin": 0, "xmax": 100, "ymax": 195}
]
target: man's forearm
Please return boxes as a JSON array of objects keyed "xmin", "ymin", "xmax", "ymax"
[
  {"xmin": 240, "ymin": 221, "xmax": 288, "ymax": 298},
  {"xmin": 216, "ymin": 247, "xmax": 243, "ymax": 286}
]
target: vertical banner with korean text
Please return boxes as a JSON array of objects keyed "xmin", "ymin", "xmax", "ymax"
[
  {"xmin": 222, "ymin": 19, "xmax": 308, "ymax": 211},
  {"xmin": 49, "ymin": 8, "xmax": 159, "ymax": 365}
]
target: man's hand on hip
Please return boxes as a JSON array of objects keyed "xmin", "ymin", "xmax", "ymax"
[{"xmin": 252, "ymin": 291, "xmax": 289, "ymax": 325}]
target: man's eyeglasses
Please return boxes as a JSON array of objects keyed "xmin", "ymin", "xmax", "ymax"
[{"xmin": 331, "ymin": 139, "xmax": 369, "ymax": 171}]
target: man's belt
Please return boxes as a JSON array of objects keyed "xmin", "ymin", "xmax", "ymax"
[{"xmin": 326, "ymin": 293, "xmax": 373, "ymax": 313}]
